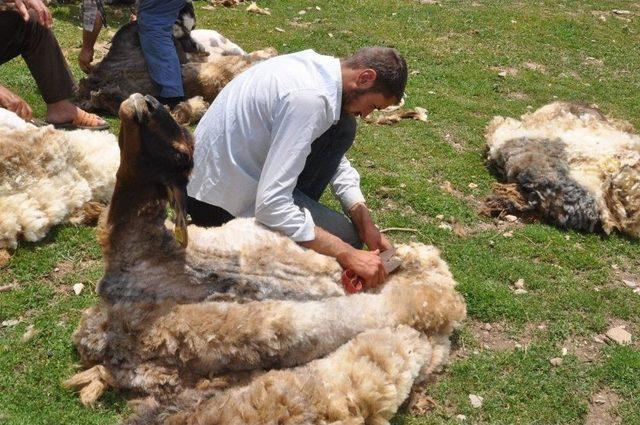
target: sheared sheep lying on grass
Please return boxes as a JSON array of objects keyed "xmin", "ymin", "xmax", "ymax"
[
  {"xmin": 65, "ymin": 94, "xmax": 467, "ymax": 424},
  {"xmin": 485, "ymin": 102, "xmax": 640, "ymax": 238},
  {"xmin": 77, "ymin": 4, "xmax": 276, "ymax": 124},
  {"xmin": 0, "ymin": 108, "xmax": 119, "ymax": 253}
]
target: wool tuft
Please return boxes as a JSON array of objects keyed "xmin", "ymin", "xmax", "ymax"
[{"xmin": 0, "ymin": 108, "xmax": 119, "ymax": 249}]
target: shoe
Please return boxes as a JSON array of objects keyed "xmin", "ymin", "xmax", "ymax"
[{"xmin": 48, "ymin": 109, "xmax": 109, "ymax": 131}]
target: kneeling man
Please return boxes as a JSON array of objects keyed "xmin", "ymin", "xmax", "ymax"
[{"xmin": 187, "ymin": 47, "xmax": 407, "ymax": 288}]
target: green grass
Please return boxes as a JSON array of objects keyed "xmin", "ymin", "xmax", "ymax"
[{"xmin": 1, "ymin": 0, "xmax": 639, "ymax": 423}]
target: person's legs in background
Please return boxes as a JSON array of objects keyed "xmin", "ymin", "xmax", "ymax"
[
  {"xmin": 0, "ymin": 10, "xmax": 107, "ymax": 128},
  {"xmin": 137, "ymin": 0, "xmax": 186, "ymax": 107}
]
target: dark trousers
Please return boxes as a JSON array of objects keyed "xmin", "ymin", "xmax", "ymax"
[
  {"xmin": 187, "ymin": 114, "xmax": 362, "ymax": 246},
  {"xmin": 0, "ymin": 11, "xmax": 76, "ymax": 104}
]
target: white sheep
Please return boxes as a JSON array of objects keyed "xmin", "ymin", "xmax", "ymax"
[
  {"xmin": 485, "ymin": 101, "xmax": 640, "ymax": 237},
  {"xmin": 64, "ymin": 94, "xmax": 467, "ymax": 424},
  {"xmin": 0, "ymin": 108, "xmax": 119, "ymax": 252}
]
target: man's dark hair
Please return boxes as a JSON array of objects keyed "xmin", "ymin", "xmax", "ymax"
[{"xmin": 342, "ymin": 47, "xmax": 407, "ymax": 101}]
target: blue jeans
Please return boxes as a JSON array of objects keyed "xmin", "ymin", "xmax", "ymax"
[
  {"xmin": 137, "ymin": 0, "xmax": 185, "ymax": 98},
  {"xmin": 187, "ymin": 114, "xmax": 362, "ymax": 248}
]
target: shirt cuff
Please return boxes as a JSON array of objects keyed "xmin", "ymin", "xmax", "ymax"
[
  {"xmin": 339, "ymin": 187, "xmax": 366, "ymax": 213},
  {"xmin": 289, "ymin": 207, "xmax": 316, "ymax": 242}
]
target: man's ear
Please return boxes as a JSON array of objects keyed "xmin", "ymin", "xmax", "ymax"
[{"xmin": 356, "ymin": 69, "xmax": 377, "ymax": 89}]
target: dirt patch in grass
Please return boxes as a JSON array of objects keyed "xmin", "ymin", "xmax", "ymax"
[
  {"xmin": 407, "ymin": 385, "xmax": 459, "ymax": 418},
  {"xmin": 440, "ymin": 131, "xmax": 468, "ymax": 152},
  {"xmin": 93, "ymin": 40, "xmax": 112, "ymax": 61},
  {"xmin": 473, "ymin": 321, "xmax": 517, "ymax": 350},
  {"xmin": 490, "ymin": 66, "xmax": 519, "ymax": 77},
  {"xmin": 519, "ymin": 321, "xmax": 547, "ymax": 348},
  {"xmin": 439, "ymin": 213, "xmax": 526, "ymax": 237},
  {"xmin": 586, "ymin": 388, "xmax": 622, "ymax": 425},
  {"xmin": 46, "ymin": 259, "xmax": 100, "ymax": 294},
  {"xmin": 439, "ymin": 180, "xmax": 481, "ymax": 208},
  {"xmin": 613, "ymin": 268, "xmax": 640, "ymax": 296},
  {"xmin": 505, "ymin": 91, "xmax": 530, "ymax": 101},
  {"xmin": 51, "ymin": 260, "xmax": 76, "ymax": 279},
  {"xmin": 582, "ymin": 56, "xmax": 604, "ymax": 68},
  {"xmin": 453, "ymin": 321, "xmax": 520, "ymax": 359},
  {"xmin": 523, "ymin": 61, "xmax": 547, "ymax": 74},
  {"xmin": 561, "ymin": 335, "xmax": 604, "ymax": 363}
]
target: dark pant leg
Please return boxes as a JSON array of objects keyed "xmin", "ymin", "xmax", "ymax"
[
  {"xmin": 0, "ymin": 11, "xmax": 76, "ymax": 104},
  {"xmin": 295, "ymin": 113, "xmax": 357, "ymax": 201},
  {"xmin": 293, "ymin": 189, "xmax": 363, "ymax": 249},
  {"xmin": 294, "ymin": 114, "xmax": 362, "ymax": 248},
  {"xmin": 187, "ymin": 196, "xmax": 235, "ymax": 227}
]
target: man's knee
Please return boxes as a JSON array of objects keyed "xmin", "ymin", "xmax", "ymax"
[
  {"xmin": 0, "ymin": 11, "xmax": 38, "ymax": 54},
  {"xmin": 24, "ymin": 9, "xmax": 46, "ymax": 36}
]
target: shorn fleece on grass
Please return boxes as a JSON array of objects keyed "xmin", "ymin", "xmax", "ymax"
[
  {"xmin": 64, "ymin": 94, "xmax": 467, "ymax": 424},
  {"xmin": 485, "ymin": 102, "xmax": 640, "ymax": 238},
  {"xmin": 0, "ymin": 108, "xmax": 119, "ymax": 251}
]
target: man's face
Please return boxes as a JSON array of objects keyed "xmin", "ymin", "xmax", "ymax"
[{"xmin": 342, "ymin": 89, "xmax": 398, "ymax": 118}]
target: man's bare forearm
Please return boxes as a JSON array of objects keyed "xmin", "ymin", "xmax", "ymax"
[
  {"xmin": 82, "ymin": 13, "xmax": 102, "ymax": 51},
  {"xmin": 300, "ymin": 226, "xmax": 354, "ymax": 260},
  {"xmin": 347, "ymin": 202, "xmax": 392, "ymax": 251},
  {"xmin": 348, "ymin": 202, "xmax": 373, "ymax": 236}
]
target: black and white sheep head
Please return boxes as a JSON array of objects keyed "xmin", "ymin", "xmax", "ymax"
[
  {"xmin": 118, "ymin": 93, "xmax": 194, "ymax": 246},
  {"xmin": 173, "ymin": 0, "xmax": 196, "ymax": 40}
]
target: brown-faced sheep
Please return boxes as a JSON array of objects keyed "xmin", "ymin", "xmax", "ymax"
[
  {"xmin": 0, "ymin": 108, "xmax": 119, "ymax": 253},
  {"xmin": 77, "ymin": 8, "xmax": 276, "ymax": 123},
  {"xmin": 64, "ymin": 94, "xmax": 466, "ymax": 424},
  {"xmin": 485, "ymin": 101, "xmax": 640, "ymax": 238}
]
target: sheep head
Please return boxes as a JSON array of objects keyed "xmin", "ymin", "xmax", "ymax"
[{"xmin": 117, "ymin": 93, "xmax": 194, "ymax": 246}]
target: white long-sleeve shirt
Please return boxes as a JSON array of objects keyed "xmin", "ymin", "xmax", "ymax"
[{"xmin": 187, "ymin": 50, "xmax": 365, "ymax": 241}]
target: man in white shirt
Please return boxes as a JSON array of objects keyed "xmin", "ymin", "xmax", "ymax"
[{"xmin": 187, "ymin": 47, "xmax": 407, "ymax": 288}]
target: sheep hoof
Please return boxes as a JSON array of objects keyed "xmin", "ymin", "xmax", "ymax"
[{"xmin": 63, "ymin": 365, "xmax": 115, "ymax": 407}]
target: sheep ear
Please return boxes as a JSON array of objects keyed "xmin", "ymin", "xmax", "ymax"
[{"xmin": 168, "ymin": 184, "xmax": 189, "ymax": 247}]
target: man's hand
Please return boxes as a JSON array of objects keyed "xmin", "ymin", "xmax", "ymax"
[
  {"xmin": 78, "ymin": 46, "xmax": 94, "ymax": 74},
  {"xmin": 349, "ymin": 202, "xmax": 393, "ymax": 251},
  {"xmin": 359, "ymin": 222, "xmax": 392, "ymax": 252},
  {"xmin": 0, "ymin": 86, "xmax": 33, "ymax": 120},
  {"xmin": 337, "ymin": 248, "xmax": 388, "ymax": 288},
  {"xmin": 299, "ymin": 226, "xmax": 389, "ymax": 287},
  {"xmin": 10, "ymin": 0, "xmax": 52, "ymax": 28}
]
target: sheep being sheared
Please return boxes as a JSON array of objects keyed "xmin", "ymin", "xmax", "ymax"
[
  {"xmin": 0, "ymin": 108, "xmax": 119, "ymax": 252},
  {"xmin": 77, "ymin": 4, "xmax": 276, "ymax": 123},
  {"xmin": 485, "ymin": 102, "xmax": 640, "ymax": 237},
  {"xmin": 65, "ymin": 94, "xmax": 466, "ymax": 424}
]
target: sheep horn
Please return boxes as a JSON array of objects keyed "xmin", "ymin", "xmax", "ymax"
[{"xmin": 168, "ymin": 183, "xmax": 189, "ymax": 247}]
